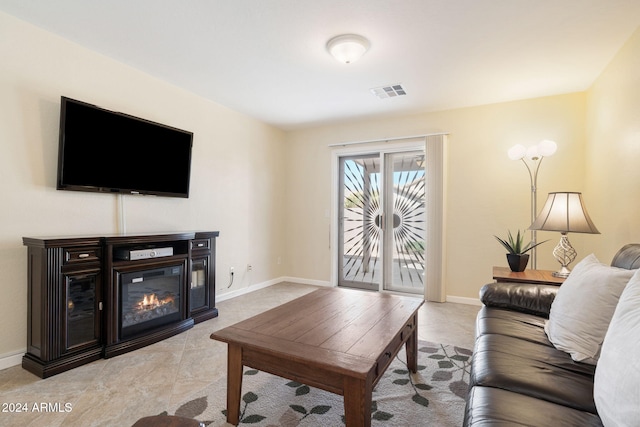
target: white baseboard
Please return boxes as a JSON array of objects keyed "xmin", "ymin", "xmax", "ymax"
[
  {"xmin": 216, "ymin": 277, "xmax": 283, "ymax": 302},
  {"xmin": 280, "ymin": 276, "xmax": 332, "ymax": 288},
  {"xmin": 0, "ymin": 350, "xmax": 24, "ymax": 370},
  {"xmin": 446, "ymin": 295, "xmax": 482, "ymax": 306},
  {"xmin": 216, "ymin": 276, "xmax": 332, "ymax": 302},
  {"xmin": 280, "ymin": 277, "xmax": 480, "ymax": 306}
]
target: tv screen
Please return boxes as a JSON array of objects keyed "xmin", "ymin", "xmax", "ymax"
[{"xmin": 57, "ymin": 97, "xmax": 193, "ymax": 198}]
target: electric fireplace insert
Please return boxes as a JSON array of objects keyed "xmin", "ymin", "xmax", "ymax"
[{"xmin": 119, "ymin": 264, "xmax": 184, "ymax": 339}]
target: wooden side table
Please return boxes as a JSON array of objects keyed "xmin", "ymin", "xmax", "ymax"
[{"xmin": 492, "ymin": 266, "xmax": 565, "ymax": 286}]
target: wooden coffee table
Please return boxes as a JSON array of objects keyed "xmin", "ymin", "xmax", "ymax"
[{"xmin": 210, "ymin": 287, "xmax": 424, "ymax": 426}]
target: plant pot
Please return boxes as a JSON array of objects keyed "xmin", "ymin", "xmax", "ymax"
[{"xmin": 506, "ymin": 253, "xmax": 529, "ymax": 272}]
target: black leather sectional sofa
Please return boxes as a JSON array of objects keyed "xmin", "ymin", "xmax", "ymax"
[{"xmin": 463, "ymin": 244, "xmax": 640, "ymax": 426}]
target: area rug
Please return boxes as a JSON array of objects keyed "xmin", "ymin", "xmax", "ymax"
[{"xmin": 165, "ymin": 341, "xmax": 472, "ymax": 426}]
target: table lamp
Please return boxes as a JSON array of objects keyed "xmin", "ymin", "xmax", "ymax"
[{"xmin": 529, "ymin": 192, "xmax": 600, "ymax": 277}]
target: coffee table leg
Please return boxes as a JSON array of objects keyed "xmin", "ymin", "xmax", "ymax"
[
  {"xmin": 343, "ymin": 376, "xmax": 372, "ymax": 427},
  {"xmin": 226, "ymin": 343, "xmax": 243, "ymax": 425},
  {"xmin": 406, "ymin": 322, "xmax": 418, "ymax": 373}
]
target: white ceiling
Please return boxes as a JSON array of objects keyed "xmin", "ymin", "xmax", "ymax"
[{"xmin": 1, "ymin": 0, "xmax": 640, "ymax": 130}]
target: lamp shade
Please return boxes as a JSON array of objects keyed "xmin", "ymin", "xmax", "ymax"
[
  {"xmin": 529, "ymin": 192, "xmax": 600, "ymax": 234},
  {"xmin": 537, "ymin": 139, "xmax": 558, "ymax": 156},
  {"xmin": 507, "ymin": 140, "xmax": 557, "ymax": 161},
  {"xmin": 507, "ymin": 144, "xmax": 527, "ymax": 160}
]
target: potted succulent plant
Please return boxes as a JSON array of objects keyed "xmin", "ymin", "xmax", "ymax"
[{"xmin": 494, "ymin": 230, "xmax": 548, "ymax": 272}]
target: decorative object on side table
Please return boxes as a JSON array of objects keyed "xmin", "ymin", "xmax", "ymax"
[
  {"xmin": 529, "ymin": 192, "xmax": 600, "ymax": 277},
  {"xmin": 494, "ymin": 230, "xmax": 549, "ymax": 272},
  {"xmin": 507, "ymin": 139, "xmax": 557, "ymax": 268}
]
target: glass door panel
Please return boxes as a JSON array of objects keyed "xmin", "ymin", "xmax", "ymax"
[
  {"xmin": 338, "ymin": 154, "xmax": 381, "ymax": 290},
  {"xmin": 384, "ymin": 151, "xmax": 426, "ymax": 294}
]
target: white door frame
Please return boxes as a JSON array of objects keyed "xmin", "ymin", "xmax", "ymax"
[{"xmin": 330, "ymin": 134, "xmax": 447, "ymax": 301}]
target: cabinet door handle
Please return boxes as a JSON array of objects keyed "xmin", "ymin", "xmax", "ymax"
[{"xmin": 78, "ymin": 253, "xmax": 90, "ymax": 258}]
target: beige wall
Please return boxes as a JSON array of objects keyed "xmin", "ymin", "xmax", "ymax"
[
  {"xmin": 585, "ymin": 26, "xmax": 640, "ymax": 259},
  {"xmin": 0, "ymin": 12, "xmax": 287, "ymax": 358},
  {"xmin": 285, "ymin": 94, "xmax": 587, "ymax": 300}
]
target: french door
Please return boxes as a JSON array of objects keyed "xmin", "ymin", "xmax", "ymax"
[{"xmin": 337, "ymin": 149, "xmax": 426, "ymax": 294}]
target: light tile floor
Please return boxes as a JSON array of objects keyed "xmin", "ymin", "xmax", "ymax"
[{"xmin": 0, "ymin": 282, "xmax": 479, "ymax": 427}]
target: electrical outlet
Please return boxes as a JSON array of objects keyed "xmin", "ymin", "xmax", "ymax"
[
  {"xmin": 247, "ymin": 264, "xmax": 253, "ymax": 272},
  {"xmin": 230, "ymin": 266, "xmax": 234, "ymax": 274}
]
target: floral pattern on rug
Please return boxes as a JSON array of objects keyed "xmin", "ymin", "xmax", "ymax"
[{"xmin": 164, "ymin": 342, "xmax": 472, "ymax": 426}]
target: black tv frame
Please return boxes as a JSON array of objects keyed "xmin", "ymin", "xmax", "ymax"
[{"xmin": 57, "ymin": 96, "xmax": 193, "ymax": 198}]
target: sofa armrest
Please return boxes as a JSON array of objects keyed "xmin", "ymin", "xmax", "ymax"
[{"xmin": 479, "ymin": 282, "xmax": 560, "ymax": 318}]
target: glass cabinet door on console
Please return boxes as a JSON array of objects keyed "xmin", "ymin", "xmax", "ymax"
[
  {"xmin": 22, "ymin": 237, "xmax": 105, "ymax": 378},
  {"xmin": 64, "ymin": 270, "xmax": 101, "ymax": 352},
  {"xmin": 188, "ymin": 232, "xmax": 218, "ymax": 323},
  {"xmin": 190, "ymin": 257, "xmax": 208, "ymax": 312}
]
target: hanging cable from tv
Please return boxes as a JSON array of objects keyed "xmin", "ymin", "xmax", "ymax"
[{"xmin": 227, "ymin": 269, "xmax": 234, "ymax": 288}]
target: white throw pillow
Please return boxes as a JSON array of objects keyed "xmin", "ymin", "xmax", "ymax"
[
  {"xmin": 594, "ymin": 268, "xmax": 640, "ymax": 426},
  {"xmin": 544, "ymin": 253, "xmax": 634, "ymax": 364}
]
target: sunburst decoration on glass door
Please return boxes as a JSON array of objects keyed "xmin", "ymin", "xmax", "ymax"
[
  {"xmin": 390, "ymin": 154, "xmax": 425, "ymax": 288},
  {"xmin": 341, "ymin": 157, "xmax": 381, "ymax": 284}
]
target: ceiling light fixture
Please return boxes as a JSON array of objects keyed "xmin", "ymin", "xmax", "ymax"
[{"xmin": 327, "ymin": 34, "xmax": 370, "ymax": 64}]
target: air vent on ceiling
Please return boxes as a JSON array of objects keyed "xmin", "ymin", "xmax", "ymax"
[{"xmin": 370, "ymin": 84, "xmax": 407, "ymax": 99}]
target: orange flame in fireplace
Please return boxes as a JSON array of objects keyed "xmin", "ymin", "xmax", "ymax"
[{"xmin": 137, "ymin": 293, "xmax": 175, "ymax": 311}]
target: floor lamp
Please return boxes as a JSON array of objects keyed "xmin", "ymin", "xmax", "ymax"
[{"xmin": 507, "ymin": 140, "xmax": 557, "ymax": 269}]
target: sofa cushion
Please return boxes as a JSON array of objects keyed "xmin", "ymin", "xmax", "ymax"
[
  {"xmin": 594, "ymin": 268, "xmax": 640, "ymax": 426},
  {"xmin": 480, "ymin": 282, "xmax": 558, "ymax": 317},
  {"xmin": 475, "ymin": 306, "xmax": 551, "ymax": 346},
  {"xmin": 470, "ymin": 333, "xmax": 596, "ymax": 413},
  {"xmin": 544, "ymin": 253, "xmax": 634, "ymax": 364},
  {"xmin": 465, "ymin": 386, "xmax": 604, "ymax": 427}
]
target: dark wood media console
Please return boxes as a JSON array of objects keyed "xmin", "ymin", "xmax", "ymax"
[{"xmin": 22, "ymin": 231, "xmax": 219, "ymax": 378}]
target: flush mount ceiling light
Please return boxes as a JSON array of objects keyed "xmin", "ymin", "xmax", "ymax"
[{"xmin": 327, "ymin": 34, "xmax": 370, "ymax": 64}]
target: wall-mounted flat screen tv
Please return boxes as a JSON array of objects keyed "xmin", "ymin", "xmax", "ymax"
[{"xmin": 57, "ymin": 96, "xmax": 193, "ymax": 198}]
